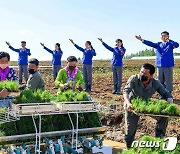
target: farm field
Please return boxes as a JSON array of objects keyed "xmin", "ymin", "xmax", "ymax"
[{"xmin": 10, "ymin": 59, "xmax": 180, "ymax": 144}]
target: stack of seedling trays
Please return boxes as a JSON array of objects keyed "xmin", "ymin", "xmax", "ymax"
[
  {"xmin": 131, "ymin": 98, "xmax": 180, "ymax": 118},
  {"xmin": 0, "ymin": 89, "xmax": 107, "ymax": 153}
]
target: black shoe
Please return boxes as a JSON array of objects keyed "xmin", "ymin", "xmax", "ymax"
[
  {"xmin": 112, "ymin": 84, "xmax": 117, "ymax": 94},
  {"xmin": 116, "ymin": 91, "xmax": 123, "ymax": 95},
  {"xmin": 89, "ymin": 85, "xmax": 91, "ymax": 91},
  {"xmin": 112, "ymin": 90, "xmax": 117, "ymax": 94},
  {"xmin": 85, "ymin": 85, "xmax": 91, "ymax": 92},
  {"xmin": 116, "ymin": 85, "xmax": 122, "ymax": 95}
]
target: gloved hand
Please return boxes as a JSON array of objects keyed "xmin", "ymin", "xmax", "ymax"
[{"xmin": 167, "ymin": 98, "xmax": 173, "ymax": 103}]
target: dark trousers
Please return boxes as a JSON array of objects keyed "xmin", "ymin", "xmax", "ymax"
[
  {"xmin": 53, "ymin": 65, "xmax": 61, "ymax": 81},
  {"xmin": 124, "ymin": 109, "xmax": 168, "ymax": 148},
  {"xmin": 83, "ymin": 64, "xmax": 92, "ymax": 86},
  {"xmin": 157, "ymin": 67, "xmax": 173, "ymax": 92},
  {"xmin": 18, "ymin": 65, "xmax": 28, "ymax": 84},
  {"xmin": 112, "ymin": 66, "xmax": 122, "ymax": 87}
]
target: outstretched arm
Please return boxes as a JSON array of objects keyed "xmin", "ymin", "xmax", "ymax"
[
  {"xmin": 40, "ymin": 42, "xmax": 53, "ymax": 54},
  {"xmin": 98, "ymin": 38, "xmax": 114, "ymax": 52},
  {"xmin": 69, "ymin": 39, "xmax": 84, "ymax": 52},
  {"xmin": 6, "ymin": 41, "xmax": 19, "ymax": 52},
  {"xmin": 135, "ymin": 35, "xmax": 158, "ymax": 48},
  {"xmin": 74, "ymin": 44, "xmax": 84, "ymax": 52}
]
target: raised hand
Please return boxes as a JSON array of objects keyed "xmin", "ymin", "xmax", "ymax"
[
  {"xmin": 6, "ymin": 41, "xmax": 10, "ymax": 46},
  {"xmin": 97, "ymin": 38, "xmax": 103, "ymax": 42},
  {"xmin": 40, "ymin": 42, "xmax": 44, "ymax": 47},
  {"xmin": 69, "ymin": 39, "xmax": 74, "ymax": 44},
  {"xmin": 135, "ymin": 35, "xmax": 142, "ymax": 41}
]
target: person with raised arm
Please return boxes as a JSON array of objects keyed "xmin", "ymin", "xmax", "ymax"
[
  {"xmin": 40, "ymin": 42, "xmax": 63, "ymax": 81},
  {"xmin": 98, "ymin": 38, "xmax": 126, "ymax": 94},
  {"xmin": 135, "ymin": 31, "xmax": 179, "ymax": 93},
  {"xmin": 69, "ymin": 39, "xmax": 96, "ymax": 92},
  {"xmin": 6, "ymin": 41, "xmax": 31, "ymax": 84}
]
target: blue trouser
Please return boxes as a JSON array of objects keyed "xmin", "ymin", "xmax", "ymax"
[
  {"xmin": 112, "ymin": 66, "xmax": 122, "ymax": 87},
  {"xmin": 18, "ymin": 65, "xmax": 28, "ymax": 84},
  {"xmin": 83, "ymin": 64, "xmax": 92, "ymax": 86},
  {"xmin": 157, "ymin": 67, "xmax": 173, "ymax": 92},
  {"xmin": 53, "ymin": 65, "xmax": 61, "ymax": 81}
]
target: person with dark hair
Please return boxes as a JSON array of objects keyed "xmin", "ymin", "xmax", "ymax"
[
  {"xmin": 123, "ymin": 63, "xmax": 173, "ymax": 149},
  {"xmin": 40, "ymin": 42, "xmax": 63, "ymax": 81},
  {"xmin": 0, "ymin": 51, "xmax": 17, "ymax": 98},
  {"xmin": 55, "ymin": 56, "xmax": 84, "ymax": 91},
  {"xmin": 0, "ymin": 51, "xmax": 17, "ymax": 81},
  {"xmin": 5, "ymin": 41, "xmax": 31, "ymax": 84},
  {"xmin": 69, "ymin": 39, "xmax": 96, "ymax": 92},
  {"xmin": 19, "ymin": 58, "xmax": 45, "ymax": 90},
  {"xmin": 98, "ymin": 38, "xmax": 126, "ymax": 94},
  {"xmin": 135, "ymin": 31, "xmax": 179, "ymax": 93}
]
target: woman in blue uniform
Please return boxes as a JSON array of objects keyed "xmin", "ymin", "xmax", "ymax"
[
  {"xmin": 98, "ymin": 38, "xmax": 126, "ymax": 94},
  {"xmin": 40, "ymin": 42, "xmax": 63, "ymax": 81},
  {"xmin": 69, "ymin": 39, "xmax": 96, "ymax": 92}
]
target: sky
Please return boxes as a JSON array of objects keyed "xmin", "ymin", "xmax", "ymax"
[{"xmin": 0, "ymin": 0, "xmax": 180, "ymax": 61}]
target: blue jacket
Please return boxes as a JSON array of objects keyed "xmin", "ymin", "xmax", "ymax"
[
  {"xmin": 9, "ymin": 46, "xmax": 31, "ymax": 65},
  {"xmin": 74, "ymin": 44, "xmax": 96, "ymax": 65},
  {"xmin": 102, "ymin": 42, "xmax": 126, "ymax": 66},
  {"xmin": 142, "ymin": 40, "xmax": 179, "ymax": 67},
  {"xmin": 44, "ymin": 46, "xmax": 63, "ymax": 65}
]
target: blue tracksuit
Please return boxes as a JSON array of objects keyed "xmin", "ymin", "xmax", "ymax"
[
  {"xmin": 142, "ymin": 40, "xmax": 179, "ymax": 67},
  {"xmin": 44, "ymin": 46, "xmax": 63, "ymax": 65},
  {"xmin": 74, "ymin": 44, "xmax": 96, "ymax": 65},
  {"xmin": 9, "ymin": 46, "xmax": 31, "ymax": 65},
  {"xmin": 102, "ymin": 42, "xmax": 126, "ymax": 66}
]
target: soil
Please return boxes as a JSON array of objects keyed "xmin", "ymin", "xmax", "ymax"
[{"xmin": 13, "ymin": 60, "xmax": 180, "ymax": 146}]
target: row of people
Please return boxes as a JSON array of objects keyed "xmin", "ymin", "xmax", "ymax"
[
  {"xmin": 4, "ymin": 31, "xmax": 179, "ymax": 94},
  {"xmin": 0, "ymin": 52, "xmax": 84, "ymax": 94}
]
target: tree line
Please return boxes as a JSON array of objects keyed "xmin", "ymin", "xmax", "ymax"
[{"xmin": 124, "ymin": 48, "xmax": 180, "ymax": 59}]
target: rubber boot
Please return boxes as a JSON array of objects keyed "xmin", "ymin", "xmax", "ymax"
[
  {"xmin": 89, "ymin": 85, "xmax": 92, "ymax": 92},
  {"xmin": 112, "ymin": 84, "xmax": 117, "ymax": 94},
  {"xmin": 116, "ymin": 85, "xmax": 122, "ymax": 95},
  {"xmin": 86, "ymin": 85, "xmax": 91, "ymax": 92},
  {"xmin": 19, "ymin": 79, "xmax": 22, "ymax": 85}
]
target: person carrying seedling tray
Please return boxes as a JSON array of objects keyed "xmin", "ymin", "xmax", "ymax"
[
  {"xmin": 0, "ymin": 52, "xmax": 17, "ymax": 107},
  {"xmin": 6, "ymin": 41, "xmax": 31, "ymax": 84},
  {"xmin": 123, "ymin": 63, "xmax": 173, "ymax": 149},
  {"xmin": 55, "ymin": 56, "xmax": 85, "ymax": 92}
]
